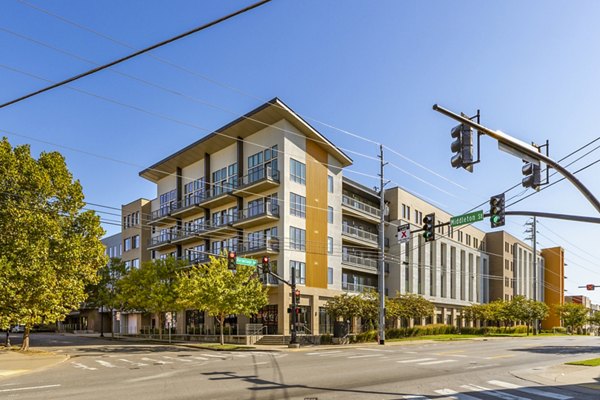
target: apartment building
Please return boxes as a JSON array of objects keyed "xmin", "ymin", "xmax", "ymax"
[
  {"xmin": 485, "ymin": 231, "xmax": 544, "ymax": 303},
  {"xmin": 541, "ymin": 246, "xmax": 565, "ymax": 329},
  {"xmin": 139, "ymin": 98, "xmax": 352, "ymax": 336},
  {"xmin": 385, "ymin": 187, "xmax": 490, "ymax": 327}
]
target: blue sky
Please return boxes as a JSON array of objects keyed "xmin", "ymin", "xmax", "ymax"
[{"xmin": 2, "ymin": 0, "xmax": 600, "ymax": 302}]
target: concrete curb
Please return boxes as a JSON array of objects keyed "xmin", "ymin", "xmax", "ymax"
[{"xmin": 0, "ymin": 350, "xmax": 70, "ymax": 380}]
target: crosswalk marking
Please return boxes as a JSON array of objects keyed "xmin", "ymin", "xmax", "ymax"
[
  {"xmin": 418, "ymin": 359, "xmax": 457, "ymax": 365},
  {"xmin": 95, "ymin": 360, "xmax": 117, "ymax": 368},
  {"xmin": 163, "ymin": 356, "xmax": 192, "ymax": 362},
  {"xmin": 307, "ymin": 351, "xmax": 341, "ymax": 356},
  {"xmin": 192, "ymin": 356, "xmax": 209, "ymax": 361},
  {"xmin": 200, "ymin": 353, "xmax": 227, "ymax": 359},
  {"xmin": 71, "ymin": 362, "xmax": 97, "ymax": 371},
  {"xmin": 357, "ymin": 347, "xmax": 394, "ymax": 353},
  {"xmin": 397, "ymin": 358, "xmax": 436, "ymax": 363},
  {"xmin": 433, "ymin": 388, "xmax": 480, "ymax": 400},
  {"xmin": 461, "ymin": 384, "xmax": 529, "ymax": 400},
  {"xmin": 118, "ymin": 359, "xmax": 148, "ymax": 367},
  {"xmin": 141, "ymin": 357, "xmax": 172, "ymax": 365},
  {"xmin": 348, "ymin": 354, "xmax": 382, "ymax": 359},
  {"xmin": 488, "ymin": 380, "xmax": 572, "ymax": 399}
]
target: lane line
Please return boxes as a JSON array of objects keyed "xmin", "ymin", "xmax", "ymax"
[
  {"xmin": 200, "ymin": 353, "xmax": 227, "ymax": 359},
  {"xmin": 306, "ymin": 351, "xmax": 341, "ymax": 356},
  {"xmin": 0, "ymin": 370, "xmax": 28, "ymax": 376},
  {"xmin": 126, "ymin": 371, "xmax": 179, "ymax": 383},
  {"xmin": 95, "ymin": 360, "xmax": 118, "ymax": 368},
  {"xmin": 397, "ymin": 358, "xmax": 435, "ymax": 363},
  {"xmin": 141, "ymin": 357, "xmax": 172, "ymax": 365},
  {"xmin": 118, "ymin": 359, "xmax": 148, "ymax": 367},
  {"xmin": 191, "ymin": 356, "xmax": 209, "ymax": 361},
  {"xmin": 163, "ymin": 356, "xmax": 192, "ymax": 362},
  {"xmin": 347, "ymin": 354, "xmax": 382, "ymax": 359},
  {"xmin": 434, "ymin": 388, "xmax": 481, "ymax": 400},
  {"xmin": 488, "ymin": 380, "xmax": 572, "ymax": 399},
  {"xmin": 461, "ymin": 384, "xmax": 529, "ymax": 400},
  {"xmin": 0, "ymin": 384, "xmax": 61, "ymax": 393},
  {"xmin": 71, "ymin": 362, "xmax": 97, "ymax": 371},
  {"xmin": 418, "ymin": 359, "xmax": 457, "ymax": 365},
  {"xmin": 485, "ymin": 354, "xmax": 515, "ymax": 360}
]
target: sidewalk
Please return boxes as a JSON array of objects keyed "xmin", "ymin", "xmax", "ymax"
[
  {"xmin": 512, "ymin": 363, "xmax": 600, "ymax": 393},
  {"xmin": 0, "ymin": 348, "xmax": 68, "ymax": 379}
]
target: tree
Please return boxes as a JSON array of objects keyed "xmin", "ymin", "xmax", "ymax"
[
  {"xmin": 588, "ymin": 312, "xmax": 600, "ymax": 335},
  {"xmin": 0, "ymin": 138, "xmax": 106, "ymax": 351},
  {"xmin": 86, "ymin": 258, "xmax": 127, "ymax": 338},
  {"xmin": 386, "ymin": 293, "xmax": 434, "ymax": 326},
  {"xmin": 325, "ymin": 293, "xmax": 362, "ymax": 321},
  {"xmin": 556, "ymin": 302, "xmax": 589, "ymax": 334},
  {"xmin": 118, "ymin": 258, "xmax": 182, "ymax": 339},
  {"xmin": 507, "ymin": 296, "xmax": 549, "ymax": 335},
  {"xmin": 176, "ymin": 255, "xmax": 268, "ymax": 345}
]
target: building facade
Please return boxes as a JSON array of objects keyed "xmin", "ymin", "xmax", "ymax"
[{"xmin": 540, "ymin": 246, "xmax": 565, "ymax": 329}]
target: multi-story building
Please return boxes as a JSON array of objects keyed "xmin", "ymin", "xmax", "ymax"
[
  {"xmin": 484, "ymin": 231, "xmax": 544, "ymax": 303},
  {"xmin": 385, "ymin": 186, "xmax": 490, "ymax": 327},
  {"xmin": 139, "ymin": 98, "xmax": 352, "ymax": 336},
  {"xmin": 540, "ymin": 246, "xmax": 565, "ymax": 330}
]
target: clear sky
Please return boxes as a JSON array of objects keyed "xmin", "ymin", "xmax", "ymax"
[{"xmin": 2, "ymin": 0, "xmax": 600, "ymax": 302}]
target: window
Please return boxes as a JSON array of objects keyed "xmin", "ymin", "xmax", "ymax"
[
  {"xmin": 248, "ymin": 146, "xmax": 278, "ymax": 183},
  {"xmin": 327, "ymin": 175, "xmax": 334, "ymax": 193},
  {"xmin": 415, "ymin": 210, "xmax": 422, "ymax": 225},
  {"xmin": 212, "ymin": 163, "xmax": 237, "ymax": 195},
  {"xmin": 184, "ymin": 178, "xmax": 205, "ymax": 206},
  {"xmin": 290, "ymin": 193, "xmax": 306, "ymax": 218},
  {"xmin": 124, "ymin": 238, "xmax": 131, "ymax": 252},
  {"xmin": 159, "ymin": 189, "xmax": 176, "ymax": 216},
  {"xmin": 505, "ymin": 277, "xmax": 509, "ymax": 287},
  {"xmin": 505, "ymin": 259, "xmax": 509, "ymax": 270},
  {"xmin": 124, "ymin": 260, "xmax": 132, "ymax": 269},
  {"xmin": 466, "ymin": 234, "xmax": 471, "ymax": 246},
  {"xmin": 328, "ymin": 207, "xmax": 334, "ymax": 223},
  {"xmin": 328, "ymin": 267, "xmax": 333, "ymax": 285},
  {"xmin": 290, "ymin": 159, "xmax": 306, "ymax": 184},
  {"xmin": 290, "ymin": 226, "xmax": 306, "ymax": 251},
  {"xmin": 290, "ymin": 261, "xmax": 306, "ymax": 284},
  {"xmin": 132, "ymin": 235, "xmax": 140, "ymax": 249},
  {"xmin": 402, "ymin": 204, "xmax": 410, "ymax": 220},
  {"xmin": 132, "ymin": 259, "xmax": 140, "ymax": 268},
  {"xmin": 248, "ymin": 227, "xmax": 278, "ymax": 251},
  {"xmin": 328, "ymin": 237, "xmax": 333, "ymax": 254},
  {"xmin": 505, "ymin": 242, "xmax": 509, "ymax": 253}
]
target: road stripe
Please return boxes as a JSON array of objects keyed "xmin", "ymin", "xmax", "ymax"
[
  {"xmin": 357, "ymin": 347, "xmax": 394, "ymax": 353},
  {"xmin": 488, "ymin": 380, "xmax": 572, "ymax": 399},
  {"xmin": 397, "ymin": 358, "xmax": 435, "ymax": 363},
  {"xmin": 348, "ymin": 354, "xmax": 382, "ymax": 359},
  {"xmin": 71, "ymin": 362, "xmax": 97, "ymax": 371},
  {"xmin": 118, "ymin": 359, "xmax": 148, "ymax": 367},
  {"xmin": 0, "ymin": 384, "xmax": 61, "ymax": 393},
  {"xmin": 141, "ymin": 357, "xmax": 172, "ymax": 365},
  {"xmin": 461, "ymin": 384, "xmax": 529, "ymax": 400},
  {"xmin": 485, "ymin": 354, "xmax": 515, "ymax": 359},
  {"xmin": 126, "ymin": 371, "xmax": 179, "ymax": 383},
  {"xmin": 200, "ymin": 353, "xmax": 227, "ymax": 358},
  {"xmin": 434, "ymin": 388, "xmax": 481, "ymax": 400},
  {"xmin": 0, "ymin": 370, "xmax": 27, "ymax": 376},
  {"xmin": 191, "ymin": 356, "xmax": 209, "ymax": 361},
  {"xmin": 163, "ymin": 356, "xmax": 192, "ymax": 362},
  {"xmin": 307, "ymin": 351, "xmax": 341, "ymax": 356},
  {"xmin": 418, "ymin": 359, "xmax": 457, "ymax": 365},
  {"xmin": 95, "ymin": 360, "xmax": 117, "ymax": 368}
]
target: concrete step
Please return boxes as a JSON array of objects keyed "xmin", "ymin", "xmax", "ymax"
[{"xmin": 254, "ymin": 335, "xmax": 289, "ymax": 345}]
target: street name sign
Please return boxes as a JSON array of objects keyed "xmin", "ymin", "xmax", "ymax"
[
  {"xmin": 236, "ymin": 257, "xmax": 257, "ymax": 267},
  {"xmin": 450, "ymin": 210, "xmax": 484, "ymax": 227},
  {"xmin": 397, "ymin": 224, "xmax": 411, "ymax": 243}
]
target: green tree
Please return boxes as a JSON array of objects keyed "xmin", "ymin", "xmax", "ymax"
[
  {"xmin": 396, "ymin": 293, "xmax": 435, "ymax": 322},
  {"xmin": 0, "ymin": 138, "xmax": 106, "ymax": 351},
  {"xmin": 86, "ymin": 258, "xmax": 127, "ymax": 338},
  {"xmin": 588, "ymin": 312, "xmax": 600, "ymax": 335},
  {"xmin": 176, "ymin": 255, "xmax": 268, "ymax": 345},
  {"xmin": 507, "ymin": 296, "xmax": 549, "ymax": 335},
  {"xmin": 118, "ymin": 258, "xmax": 182, "ymax": 339},
  {"xmin": 556, "ymin": 302, "xmax": 589, "ymax": 334},
  {"xmin": 325, "ymin": 293, "xmax": 362, "ymax": 321}
]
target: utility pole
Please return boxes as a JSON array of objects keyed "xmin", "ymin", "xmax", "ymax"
[
  {"xmin": 290, "ymin": 266, "xmax": 298, "ymax": 346},
  {"xmin": 525, "ymin": 217, "xmax": 538, "ymax": 334},
  {"xmin": 378, "ymin": 145, "xmax": 388, "ymax": 345}
]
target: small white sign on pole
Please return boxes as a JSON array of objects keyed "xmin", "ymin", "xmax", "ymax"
[{"xmin": 397, "ymin": 224, "xmax": 410, "ymax": 244}]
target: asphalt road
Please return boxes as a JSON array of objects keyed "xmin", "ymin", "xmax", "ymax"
[{"xmin": 2, "ymin": 333, "xmax": 600, "ymax": 399}]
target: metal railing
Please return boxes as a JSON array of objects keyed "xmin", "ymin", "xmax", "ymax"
[
  {"xmin": 150, "ymin": 204, "xmax": 174, "ymax": 222},
  {"xmin": 236, "ymin": 203, "xmax": 279, "ymax": 222},
  {"xmin": 342, "ymin": 195, "xmax": 381, "ymax": 218},
  {"xmin": 342, "ymin": 282, "xmax": 377, "ymax": 293},
  {"xmin": 238, "ymin": 238, "xmax": 280, "ymax": 254},
  {"xmin": 342, "ymin": 253, "xmax": 378, "ymax": 270},
  {"xmin": 341, "ymin": 224, "xmax": 378, "ymax": 243},
  {"xmin": 238, "ymin": 166, "xmax": 280, "ymax": 188},
  {"xmin": 148, "ymin": 234, "xmax": 173, "ymax": 247}
]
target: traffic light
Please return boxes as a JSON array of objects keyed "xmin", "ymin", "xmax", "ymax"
[
  {"xmin": 227, "ymin": 251, "xmax": 236, "ymax": 269},
  {"xmin": 450, "ymin": 124, "xmax": 474, "ymax": 173},
  {"xmin": 422, "ymin": 213, "xmax": 435, "ymax": 242},
  {"xmin": 489, "ymin": 193, "xmax": 505, "ymax": 228},
  {"xmin": 586, "ymin": 284, "xmax": 595, "ymax": 291},
  {"xmin": 295, "ymin": 289, "xmax": 301, "ymax": 298},
  {"xmin": 522, "ymin": 161, "xmax": 541, "ymax": 190},
  {"xmin": 261, "ymin": 256, "xmax": 270, "ymax": 274}
]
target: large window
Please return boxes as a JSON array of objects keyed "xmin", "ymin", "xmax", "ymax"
[
  {"xmin": 290, "ymin": 193, "xmax": 306, "ymax": 218},
  {"xmin": 290, "ymin": 159, "xmax": 306, "ymax": 185},
  {"xmin": 124, "ymin": 237, "xmax": 131, "ymax": 252},
  {"xmin": 212, "ymin": 163, "xmax": 237, "ymax": 195},
  {"xmin": 328, "ymin": 237, "xmax": 333, "ymax": 254},
  {"xmin": 159, "ymin": 189, "xmax": 176, "ymax": 216},
  {"xmin": 184, "ymin": 178, "xmax": 205, "ymax": 206},
  {"xmin": 327, "ymin": 176, "xmax": 333, "ymax": 193},
  {"xmin": 290, "ymin": 260, "xmax": 306, "ymax": 284},
  {"xmin": 248, "ymin": 145, "xmax": 278, "ymax": 183},
  {"xmin": 248, "ymin": 227, "xmax": 278, "ymax": 251},
  {"xmin": 290, "ymin": 227, "xmax": 306, "ymax": 251},
  {"xmin": 328, "ymin": 207, "xmax": 334, "ymax": 223},
  {"xmin": 328, "ymin": 267, "xmax": 333, "ymax": 285}
]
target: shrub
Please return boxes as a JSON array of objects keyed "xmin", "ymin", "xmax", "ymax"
[{"xmin": 320, "ymin": 334, "xmax": 333, "ymax": 345}]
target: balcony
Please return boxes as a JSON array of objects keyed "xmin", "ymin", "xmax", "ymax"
[
  {"xmin": 342, "ymin": 253, "xmax": 378, "ymax": 273},
  {"xmin": 177, "ymin": 254, "xmax": 210, "ymax": 269},
  {"xmin": 171, "ymin": 195, "xmax": 206, "ymax": 218},
  {"xmin": 233, "ymin": 166, "xmax": 280, "ymax": 196},
  {"xmin": 198, "ymin": 183, "xmax": 237, "ymax": 209},
  {"xmin": 237, "ymin": 238, "xmax": 280, "ymax": 257},
  {"xmin": 232, "ymin": 203, "xmax": 279, "ymax": 229},
  {"xmin": 148, "ymin": 205, "xmax": 174, "ymax": 226},
  {"xmin": 147, "ymin": 235, "xmax": 176, "ymax": 251},
  {"xmin": 194, "ymin": 217, "xmax": 237, "ymax": 239},
  {"xmin": 342, "ymin": 282, "xmax": 377, "ymax": 293},
  {"xmin": 171, "ymin": 227, "xmax": 208, "ymax": 245},
  {"xmin": 341, "ymin": 224, "xmax": 379, "ymax": 248},
  {"xmin": 342, "ymin": 195, "xmax": 381, "ymax": 223}
]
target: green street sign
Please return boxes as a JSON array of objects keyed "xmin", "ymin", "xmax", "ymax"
[
  {"xmin": 236, "ymin": 257, "xmax": 257, "ymax": 267},
  {"xmin": 450, "ymin": 210, "xmax": 484, "ymax": 227}
]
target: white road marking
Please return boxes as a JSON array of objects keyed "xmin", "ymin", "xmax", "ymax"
[
  {"xmin": 347, "ymin": 354, "xmax": 382, "ymax": 359},
  {"xmin": 404, "ymin": 351, "xmax": 418, "ymax": 354},
  {"xmin": 0, "ymin": 370, "xmax": 27, "ymax": 376},
  {"xmin": 118, "ymin": 359, "xmax": 148, "ymax": 367},
  {"xmin": 434, "ymin": 388, "xmax": 480, "ymax": 400},
  {"xmin": 461, "ymin": 384, "xmax": 529, "ymax": 400},
  {"xmin": 71, "ymin": 362, "xmax": 97, "ymax": 371},
  {"xmin": 357, "ymin": 347, "xmax": 394, "ymax": 353},
  {"xmin": 488, "ymin": 380, "xmax": 572, "ymax": 399},
  {"xmin": 0, "ymin": 384, "xmax": 61, "ymax": 393},
  {"xmin": 307, "ymin": 351, "xmax": 341, "ymax": 356},
  {"xmin": 126, "ymin": 371, "xmax": 179, "ymax": 383},
  {"xmin": 163, "ymin": 356, "xmax": 192, "ymax": 362},
  {"xmin": 254, "ymin": 361, "xmax": 268, "ymax": 365},
  {"xmin": 200, "ymin": 353, "xmax": 227, "ymax": 358},
  {"xmin": 418, "ymin": 359, "xmax": 457, "ymax": 365},
  {"xmin": 191, "ymin": 356, "xmax": 209, "ymax": 361},
  {"xmin": 397, "ymin": 358, "xmax": 436, "ymax": 363},
  {"xmin": 95, "ymin": 360, "xmax": 118, "ymax": 368},
  {"xmin": 141, "ymin": 357, "xmax": 172, "ymax": 365}
]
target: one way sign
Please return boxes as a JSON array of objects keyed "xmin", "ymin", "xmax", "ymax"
[{"xmin": 397, "ymin": 224, "xmax": 410, "ymax": 244}]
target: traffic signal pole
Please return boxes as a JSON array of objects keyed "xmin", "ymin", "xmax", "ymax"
[
  {"xmin": 378, "ymin": 145, "xmax": 388, "ymax": 345},
  {"xmin": 291, "ymin": 267, "xmax": 298, "ymax": 345},
  {"xmin": 433, "ymin": 104, "xmax": 600, "ymax": 214}
]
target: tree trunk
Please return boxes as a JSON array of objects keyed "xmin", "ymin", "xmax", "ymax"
[
  {"xmin": 5, "ymin": 329, "xmax": 10, "ymax": 347},
  {"xmin": 158, "ymin": 313, "xmax": 163, "ymax": 340},
  {"xmin": 526, "ymin": 322, "xmax": 530, "ymax": 336},
  {"xmin": 111, "ymin": 308, "xmax": 115, "ymax": 339},
  {"xmin": 219, "ymin": 314, "xmax": 225, "ymax": 345},
  {"xmin": 20, "ymin": 326, "xmax": 31, "ymax": 351}
]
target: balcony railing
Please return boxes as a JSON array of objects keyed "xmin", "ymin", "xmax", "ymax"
[
  {"xmin": 342, "ymin": 282, "xmax": 377, "ymax": 293},
  {"xmin": 342, "ymin": 195, "xmax": 381, "ymax": 218},
  {"xmin": 148, "ymin": 234, "xmax": 173, "ymax": 248},
  {"xmin": 341, "ymin": 224, "xmax": 378, "ymax": 243},
  {"xmin": 342, "ymin": 253, "xmax": 378, "ymax": 270},
  {"xmin": 177, "ymin": 254, "xmax": 209, "ymax": 267},
  {"xmin": 237, "ymin": 238, "xmax": 280, "ymax": 255},
  {"xmin": 149, "ymin": 204, "xmax": 174, "ymax": 223},
  {"xmin": 237, "ymin": 166, "xmax": 280, "ymax": 189},
  {"xmin": 236, "ymin": 203, "xmax": 279, "ymax": 222}
]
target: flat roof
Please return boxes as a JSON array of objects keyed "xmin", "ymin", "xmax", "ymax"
[{"xmin": 139, "ymin": 98, "xmax": 353, "ymax": 182}]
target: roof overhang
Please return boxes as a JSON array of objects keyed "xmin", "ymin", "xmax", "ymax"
[{"xmin": 139, "ymin": 98, "xmax": 353, "ymax": 182}]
